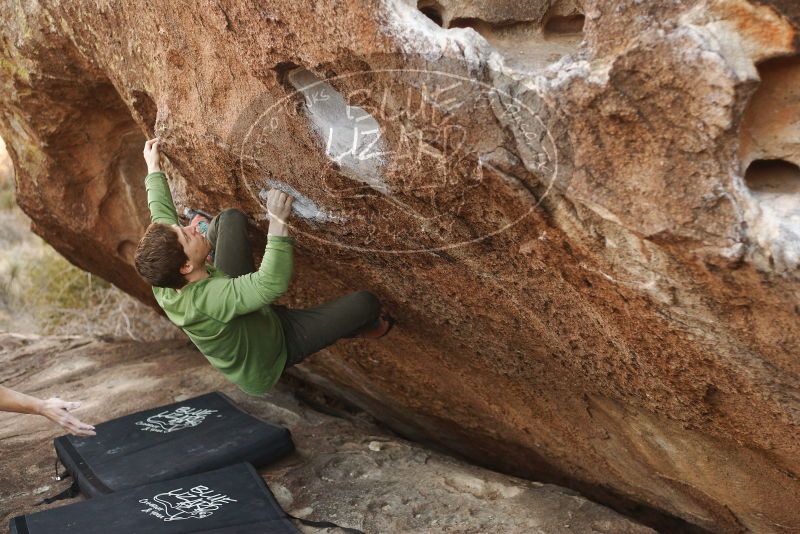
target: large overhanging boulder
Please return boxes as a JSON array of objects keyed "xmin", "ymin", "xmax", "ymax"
[{"xmin": 1, "ymin": 0, "xmax": 798, "ymax": 531}]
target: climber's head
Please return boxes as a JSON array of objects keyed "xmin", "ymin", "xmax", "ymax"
[{"xmin": 134, "ymin": 222, "xmax": 198, "ymax": 289}]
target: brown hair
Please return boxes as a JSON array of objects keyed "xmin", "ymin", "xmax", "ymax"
[{"xmin": 134, "ymin": 223, "xmax": 188, "ymax": 289}]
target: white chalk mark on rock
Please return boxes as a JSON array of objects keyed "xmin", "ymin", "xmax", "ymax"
[
  {"xmin": 287, "ymin": 68, "xmax": 389, "ymax": 195},
  {"xmin": 260, "ymin": 182, "xmax": 346, "ymax": 224}
]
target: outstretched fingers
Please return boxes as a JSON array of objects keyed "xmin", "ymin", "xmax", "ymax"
[
  {"xmin": 43, "ymin": 397, "xmax": 96, "ymax": 436},
  {"xmin": 63, "ymin": 412, "xmax": 96, "ymax": 437},
  {"xmin": 59, "ymin": 409, "xmax": 96, "ymax": 436}
]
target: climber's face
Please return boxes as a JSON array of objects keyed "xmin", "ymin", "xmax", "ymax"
[{"xmin": 173, "ymin": 224, "xmax": 211, "ymax": 271}]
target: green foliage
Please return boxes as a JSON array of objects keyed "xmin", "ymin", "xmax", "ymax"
[
  {"xmin": 22, "ymin": 248, "xmax": 109, "ymax": 327},
  {"xmin": 0, "ymin": 155, "xmax": 14, "ymax": 210},
  {"xmin": 0, "ymin": 189, "xmax": 14, "ymax": 211},
  {"xmin": 0, "ymin": 225, "xmax": 177, "ymax": 341}
]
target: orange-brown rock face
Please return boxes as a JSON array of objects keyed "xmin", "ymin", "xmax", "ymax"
[{"xmin": 1, "ymin": 1, "xmax": 798, "ymax": 531}]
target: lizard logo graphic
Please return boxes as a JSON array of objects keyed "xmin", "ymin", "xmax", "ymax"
[
  {"xmin": 134, "ymin": 406, "xmax": 218, "ymax": 433},
  {"xmin": 139, "ymin": 485, "xmax": 237, "ymax": 522}
]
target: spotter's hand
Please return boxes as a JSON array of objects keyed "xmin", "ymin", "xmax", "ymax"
[{"xmin": 39, "ymin": 397, "xmax": 96, "ymax": 437}]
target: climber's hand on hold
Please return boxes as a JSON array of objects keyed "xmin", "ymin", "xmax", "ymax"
[
  {"xmin": 266, "ymin": 189, "xmax": 294, "ymax": 223},
  {"xmin": 266, "ymin": 189, "xmax": 294, "ymax": 237},
  {"xmin": 143, "ymin": 138, "xmax": 161, "ymax": 174}
]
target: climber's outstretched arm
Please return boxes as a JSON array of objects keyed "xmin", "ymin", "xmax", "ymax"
[
  {"xmin": 142, "ymin": 138, "xmax": 179, "ymax": 225},
  {"xmin": 191, "ymin": 189, "xmax": 295, "ymax": 321}
]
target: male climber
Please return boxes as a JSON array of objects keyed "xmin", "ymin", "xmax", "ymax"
[{"xmin": 134, "ymin": 138, "xmax": 393, "ymax": 395}]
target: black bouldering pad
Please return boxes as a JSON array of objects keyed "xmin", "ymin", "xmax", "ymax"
[
  {"xmin": 9, "ymin": 462, "xmax": 299, "ymax": 533},
  {"xmin": 52, "ymin": 392, "xmax": 294, "ymax": 497}
]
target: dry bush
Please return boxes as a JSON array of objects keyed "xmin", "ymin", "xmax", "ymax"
[
  {"xmin": 0, "ymin": 138, "xmax": 14, "ymax": 210},
  {"xmin": 11, "ymin": 246, "xmax": 179, "ymax": 341}
]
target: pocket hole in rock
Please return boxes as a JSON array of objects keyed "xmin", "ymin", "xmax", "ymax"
[
  {"xmin": 131, "ymin": 90, "xmax": 157, "ymax": 137},
  {"xmin": 117, "ymin": 240, "xmax": 137, "ymax": 263},
  {"xmin": 744, "ymin": 159, "xmax": 800, "ymax": 195},
  {"xmin": 543, "ymin": 14, "xmax": 585, "ymax": 35},
  {"xmin": 416, "ymin": 1, "xmax": 585, "ymax": 71},
  {"xmin": 417, "ymin": 0, "xmax": 445, "ymax": 27}
]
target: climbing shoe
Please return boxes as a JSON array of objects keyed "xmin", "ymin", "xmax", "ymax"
[{"xmin": 355, "ymin": 313, "xmax": 395, "ymax": 339}]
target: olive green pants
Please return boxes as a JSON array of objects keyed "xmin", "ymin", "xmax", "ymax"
[{"xmin": 207, "ymin": 208, "xmax": 382, "ymax": 369}]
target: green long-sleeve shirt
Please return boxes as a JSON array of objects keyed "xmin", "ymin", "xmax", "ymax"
[{"xmin": 145, "ymin": 171, "xmax": 293, "ymax": 395}]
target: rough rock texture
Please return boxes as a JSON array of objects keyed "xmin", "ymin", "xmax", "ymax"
[
  {"xmin": 0, "ymin": 1, "xmax": 799, "ymax": 532},
  {"xmin": 0, "ymin": 333, "xmax": 653, "ymax": 534}
]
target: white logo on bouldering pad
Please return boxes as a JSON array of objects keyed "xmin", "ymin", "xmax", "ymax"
[
  {"xmin": 135, "ymin": 406, "xmax": 218, "ymax": 433},
  {"xmin": 139, "ymin": 484, "xmax": 237, "ymax": 521}
]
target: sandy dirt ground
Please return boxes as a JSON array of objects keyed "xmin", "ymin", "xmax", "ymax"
[{"xmin": 0, "ymin": 333, "xmax": 651, "ymax": 533}]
